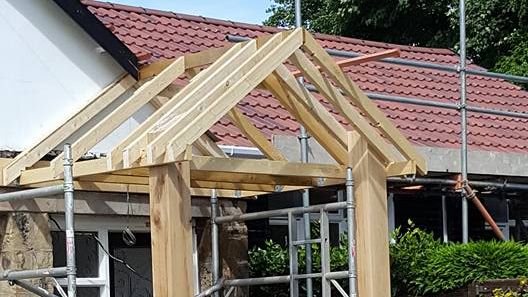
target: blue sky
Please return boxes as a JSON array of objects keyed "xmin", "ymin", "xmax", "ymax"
[{"xmin": 111, "ymin": 0, "xmax": 274, "ymax": 24}]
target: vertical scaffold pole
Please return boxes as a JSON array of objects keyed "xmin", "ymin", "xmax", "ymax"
[
  {"xmin": 459, "ymin": 0, "xmax": 469, "ymax": 244},
  {"xmin": 346, "ymin": 167, "xmax": 358, "ymax": 297},
  {"xmin": 294, "ymin": 0, "xmax": 313, "ymax": 295},
  {"xmin": 211, "ymin": 189, "xmax": 221, "ymax": 297},
  {"xmin": 63, "ymin": 144, "xmax": 76, "ymax": 297}
]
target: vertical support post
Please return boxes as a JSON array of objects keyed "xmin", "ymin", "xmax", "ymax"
[
  {"xmin": 349, "ymin": 131, "xmax": 390, "ymax": 297},
  {"xmin": 287, "ymin": 212, "xmax": 299, "ymax": 296},
  {"xmin": 442, "ymin": 195, "xmax": 449, "ymax": 243},
  {"xmin": 295, "ymin": 0, "xmax": 313, "ymax": 295},
  {"xmin": 459, "ymin": 0, "xmax": 469, "ymax": 244},
  {"xmin": 345, "ymin": 167, "xmax": 357, "ymax": 297},
  {"xmin": 320, "ymin": 209, "xmax": 331, "ymax": 297},
  {"xmin": 63, "ymin": 144, "xmax": 76, "ymax": 297},
  {"xmin": 211, "ymin": 189, "xmax": 221, "ymax": 297},
  {"xmin": 149, "ymin": 162, "xmax": 194, "ymax": 297},
  {"xmin": 192, "ymin": 219, "xmax": 201, "ymax": 295}
]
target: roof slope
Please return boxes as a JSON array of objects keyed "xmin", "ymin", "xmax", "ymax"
[{"xmin": 83, "ymin": 0, "xmax": 528, "ymax": 154}]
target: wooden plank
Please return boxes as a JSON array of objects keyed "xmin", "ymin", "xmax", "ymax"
[
  {"xmin": 149, "ymin": 162, "xmax": 194, "ymax": 297},
  {"xmin": 290, "ymin": 48, "xmax": 400, "ymax": 77},
  {"xmin": 48, "ymin": 57, "xmax": 186, "ymax": 179},
  {"xmin": 2, "ymin": 75, "xmax": 136, "ymax": 186},
  {"xmin": 28, "ymin": 179, "xmax": 263, "ymax": 198},
  {"xmin": 348, "ymin": 131, "xmax": 391, "ymax": 297},
  {"xmin": 265, "ymin": 70, "xmax": 349, "ymax": 164},
  {"xmin": 289, "ymin": 49, "xmax": 395, "ymax": 164},
  {"xmin": 146, "ymin": 29, "xmax": 304, "ymax": 165},
  {"xmin": 227, "ymin": 107, "xmax": 286, "ymax": 161},
  {"xmin": 120, "ymin": 41, "xmax": 254, "ymax": 168},
  {"xmin": 302, "ymin": 30, "xmax": 427, "ymax": 174}
]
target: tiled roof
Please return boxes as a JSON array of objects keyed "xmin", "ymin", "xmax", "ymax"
[{"xmin": 83, "ymin": 0, "xmax": 528, "ymax": 154}]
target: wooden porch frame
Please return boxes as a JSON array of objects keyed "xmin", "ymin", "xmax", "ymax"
[{"xmin": 0, "ymin": 28, "xmax": 427, "ymax": 297}]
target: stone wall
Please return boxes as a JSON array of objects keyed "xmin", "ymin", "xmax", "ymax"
[
  {"xmin": 198, "ymin": 200, "xmax": 249, "ymax": 297},
  {"xmin": 0, "ymin": 212, "xmax": 53, "ymax": 296}
]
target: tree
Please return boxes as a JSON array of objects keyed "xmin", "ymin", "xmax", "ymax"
[
  {"xmin": 264, "ymin": 0, "xmax": 456, "ymax": 48},
  {"xmin": 264, "ymin": 0, "xmax": 528, "ymax": 76}
]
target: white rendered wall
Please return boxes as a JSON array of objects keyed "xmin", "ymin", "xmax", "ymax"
[{"xmin": 0, "ymin": 0, "xmax": 149, "ymax": 154}]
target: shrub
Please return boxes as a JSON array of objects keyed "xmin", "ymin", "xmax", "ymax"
[{"xmin": 249, "ymin": 222, "xmax": 528, "ymax": 296}]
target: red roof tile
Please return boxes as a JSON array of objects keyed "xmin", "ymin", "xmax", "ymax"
[{"xmin": 82, "ymin": 0, "xmax": 528, "ymax": 154}]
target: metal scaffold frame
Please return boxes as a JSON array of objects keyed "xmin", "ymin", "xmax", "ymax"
[
  {"xmin": 0, "ymin": 144, "xmax": 76, "ymax": 297},
  {"xmin": 198, "ymin": 165, "xmax": 357, "ymax": 297}
]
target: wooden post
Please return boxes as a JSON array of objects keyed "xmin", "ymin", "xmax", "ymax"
[
  {"xmin": 348, "ymin": 131, "xmax": 390, "ymax": 297},
  {"xmin": 149, "ymin": 161, "xmax": 194, "ymax": 297}
]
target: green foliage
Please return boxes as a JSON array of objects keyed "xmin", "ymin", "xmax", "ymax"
[
  {"xmin": 249, "ymin": 222, "xmax": 528, "ymax": 296},
  {"xmin": 264, "ymin": 0, "xmax": 454, "ymax": 48},
  {"xmin": 390, "ymin": 221, "xmax": 441, "ymax": 296},
  {"xmin": 391, "ymin": 223, "xmax": 528, "ymax": 296}
]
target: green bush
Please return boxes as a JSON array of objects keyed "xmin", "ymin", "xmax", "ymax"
[{"xmin": 249, "ymin": 222, "xmax": 528, "ymax": 296}]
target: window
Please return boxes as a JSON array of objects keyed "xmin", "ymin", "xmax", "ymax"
[{"xmin": 50, "ymin": 215, "xmax": 150, "ymax": 297}]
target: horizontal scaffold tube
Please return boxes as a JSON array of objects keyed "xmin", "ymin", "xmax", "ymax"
[
  {"xmin": 222, "ymin": 271, "xmax": 350, "ymax": 287},
  {"xmin": 388, "ymin": 177, "xmax": 528, "ymax": 191},
  {"xmin": 0, "ymin": 267, "xmax": 68, "ymax": 281},
  {"xmin": 10, "ymin": 280, "xmax": 59, "ymax": 297},
  {"xmin": 0, "ymin": 185, "xmax": 63, "ymax": 203},
  {"xmin": 215, "ymin": 202, "xmax": 346, "ymax": 224}
]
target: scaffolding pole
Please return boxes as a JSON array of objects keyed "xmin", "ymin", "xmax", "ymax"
[
  {"xmin": 346, "ymin": 167, "xmax": 358, "ymax": 297},
  {"xmin": 63, "ymin": 144, "xmax": 77, "ymax": 296},
  {"xmin": 0, "ymin": 185, "xmax": 63, "ymax": 202},
  {"xmin": 210, "ymin": 189, "xmax": 221, "ymax": 297},
  {"xmin": 294, "ymin": 1, "xmax": 313, "ymax": 295},
  {"xmin": 10, "ymin": 280, "xmax": 59, "ymax": 297},
  {"xmin": 0, "ymin": 267, "xmax": 68, "ymax": 281},
  {"xmin": 458, "ymin": 0, "xmax": 469, "ymax": 243}
]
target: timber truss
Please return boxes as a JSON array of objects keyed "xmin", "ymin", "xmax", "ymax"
[{"xmin": 1, "ymin": 28, "xmax": 426, "ymax": 198}]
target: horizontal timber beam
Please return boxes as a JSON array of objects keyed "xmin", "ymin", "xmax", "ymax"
[{"xmin": 189, "ymin": 156, "xmax": 346, "ymax": 179}]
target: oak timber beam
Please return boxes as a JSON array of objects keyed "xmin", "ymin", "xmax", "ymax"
[
  {"xmin": 27, "ymin": 179, "xmax": 263, "ymax": 198},
  {"xmin": 2, "ymin": 75, "xmax": 136, "ymax": 186},
  {"xmin": 149, "ymin": 162, "xmax": 194, "ymax": 297},
  {"xmin": 47, "ymin": 57, "xmax": 186, "ymax": 179},
  {"xmin": 227, "ymin": 107, "xmax": 286, "ymax": 161},
  {"xmin": 348, "ymin": 131, "xmax": 391, "ymax": 297},
  {"xmin": 302, "ymin": 30, "xmax": 427, "ymax": 174},
  {"xmin": 289, "ymin": 49, "xmax": 395, "ymax": 165},
  {"xmin": 190, "ymin": 155, "xmax": 346, "ymax": 179}
]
